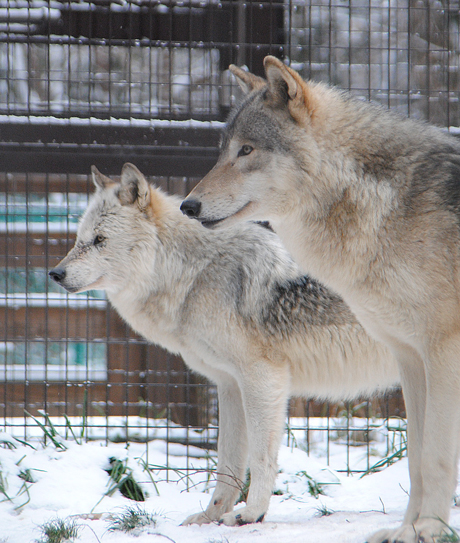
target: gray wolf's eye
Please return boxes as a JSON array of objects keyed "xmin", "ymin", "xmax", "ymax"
[
  {"xmin": 93, "ymin": 234, "xmax": 105, "ymax": 246},
  {"xmin": 238, "ymin": 145, "xmax": 254, "ymax": 157}
]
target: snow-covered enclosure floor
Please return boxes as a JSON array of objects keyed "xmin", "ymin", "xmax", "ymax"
[{"xmin": 1, "ymin": 429, "xmax": 460, "ymax": 543}]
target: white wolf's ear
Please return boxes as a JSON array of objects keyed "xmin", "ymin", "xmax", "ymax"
[
  {"xmin": 91, "ymin": 166, "xmax": 117, "ymax": 190},
  {"xmin": 263, "ymin": 56, "xmax": 314, "ymax": 122},
  {"xmin": 229, "ymin": 65, "xmax": 266, "ymax": 94},
  {"xmin": 119, "ymin": 163, "xmax": 150, "ymax": 210}
]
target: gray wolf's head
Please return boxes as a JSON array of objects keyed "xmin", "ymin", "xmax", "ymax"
[
  {"xmin": 180, "ymin": 56, "xmax": 328, "ymax": 227},
  {"xmin": 49, "ymin": 163, "xmax": 157, "ymax": 294}
]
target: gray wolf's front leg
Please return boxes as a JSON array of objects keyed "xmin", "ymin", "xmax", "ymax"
[{"xmin": 367, "ymin": 337, "xmax": 460, "ymax": 543}]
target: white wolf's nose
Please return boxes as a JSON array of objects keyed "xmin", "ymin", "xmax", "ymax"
[
  {"xmin": 180, "ymin": 199, "xmax": 201, "ymax": 218},
  {"xmin": 49, "ymin": 267, "xmax": 66, "ymax": 284}
]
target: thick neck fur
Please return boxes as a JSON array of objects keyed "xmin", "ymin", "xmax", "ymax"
[{"xmin": 270, "ymin": 85, "xmax": 457, "ymax": 294}]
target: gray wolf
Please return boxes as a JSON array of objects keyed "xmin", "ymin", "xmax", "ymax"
[
  {"xmin": 180, "ymin": 56, "xmax": 460, "ymax": 542},
  {"xmin": 50, "ymin": 163, "xmax": 398, "ymax": 527}
]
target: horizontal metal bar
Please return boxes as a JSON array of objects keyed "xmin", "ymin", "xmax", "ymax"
[
  {"xmin": 0, "ymin": 122, "xmax": 220, "ymax": 176},
  {"xmin": 0, "ymin": 143, "xmax": 218, "ymax": 177},
  {"xmin": 0, "ymin": 121, "xmax": 222, "ymax": 146}
]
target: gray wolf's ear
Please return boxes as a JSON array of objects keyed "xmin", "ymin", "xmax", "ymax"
[
  {"xmin": 263, "ymin": 56, "xmax": 314, "ymax": 122},
  {"xmin": 91, "ymin": 166, "xmax": 117, "ymax": 190},
  {"xmin": 119, "ymin": 163, "xmax": 150, "ymax": 210},
  {"xmin": 229, "ymin": 65, "xmax": 266, "ymax": 94}
]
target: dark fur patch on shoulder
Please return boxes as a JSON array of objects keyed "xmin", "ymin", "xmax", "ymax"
[
  {"xmin": 441, "ymin": 154, "xmax": 460, "ymax": 213},
  {"xmin": 407, "ymin": 145, "xmax": 460, "ymax": 216},
  {"xmin": 261, "ymin": 275, "xmax": 353, "ymax": 336}
]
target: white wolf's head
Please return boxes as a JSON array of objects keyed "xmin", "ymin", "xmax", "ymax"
[{"xmin": 50, "ymin": 163, "xmax": 158, "ymax": 294}]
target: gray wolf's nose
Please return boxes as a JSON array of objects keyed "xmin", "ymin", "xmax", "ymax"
[
  {"xmin": 49, "ymin": 267, "xmax": 66, "ymax": 284},
  {"xmin": 180, "ymin": 199, "xmax": 201, "ymax": 218}
]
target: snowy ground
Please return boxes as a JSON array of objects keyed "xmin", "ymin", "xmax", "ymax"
[{"xmin": 1, "ymin": 421, "xmax": 460, "ymax": 543}]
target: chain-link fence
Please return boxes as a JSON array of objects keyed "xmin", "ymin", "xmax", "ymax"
[{"xmin": 1, "ymin": 0, "xmax": 458, "ymax": 476}]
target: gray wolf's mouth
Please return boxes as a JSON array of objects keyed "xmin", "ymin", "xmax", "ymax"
[
  {"xmin": 199, "ymin": 201, "xmax": 253, "ymax": 229},
  {"xmin": 200, "ymin": 218, "xmax": 224, "ymax": 228}
]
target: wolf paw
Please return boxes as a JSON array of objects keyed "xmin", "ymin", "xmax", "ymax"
[
  {"xmin": 181, "ymin": 511, "xmax": 215, "ymax": 526},
  {"xmin": 181, "ymin": 493, "xmax": 237, "ymax": 526},
  {"xmin": 366, "ymin": 519, "xmax": 449, "ymax": 543},
  {"xmin": 219, "ymin": 505, "xmax": 266, "ymax": 526}
]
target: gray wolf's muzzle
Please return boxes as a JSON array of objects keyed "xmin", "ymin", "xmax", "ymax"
[
  {"xmin": 49, "ymin": 267, "xmax": 66, "ymax": 285},
  {"xmin": 180, "ymin": 199, "xmax": 201, "ymax": 218},
  {"xmin": 180, "ymin": 199, "xmax": 224, "ymax": 228}
]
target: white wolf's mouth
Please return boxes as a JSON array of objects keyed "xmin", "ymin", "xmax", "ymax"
[
  {"xmin": 199, "ymin": 201, "xmax": 254, "ymax": 229},
  {"xmin": 57, "ymin": 276, "xmax": 105, "ymax": 294}
]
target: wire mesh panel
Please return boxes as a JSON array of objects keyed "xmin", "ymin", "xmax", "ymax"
[
  {"xmin": 1, "ymin": 32, "xmax": 222, "ymax": 119},
  {"xmin": 0, "ymin": 1, "xmax": 284, "ymax": 120},
  {"xmin": 287, "ymin": 0, "xmax": 460, "ymax": 126},
  {"xmin": 1, "ymin": 0, "xmax": 457, "ymax": 478}
]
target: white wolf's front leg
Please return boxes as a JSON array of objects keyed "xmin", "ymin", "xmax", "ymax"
[
  {"xmin": 182, "ymin": 375, "xmax": 248, "ymax": 526},
  {"xmin": 219, "ymin": 361, "xmax": 290, "ymax": 526}
]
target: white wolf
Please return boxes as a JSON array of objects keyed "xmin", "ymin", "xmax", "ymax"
[{"xmin": 50, "ymin": 163, "xmax": 399, "ymax": 527}]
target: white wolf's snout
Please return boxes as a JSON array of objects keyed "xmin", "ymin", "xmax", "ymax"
[
  {"xmin": 49, "ymin": 264, "xmax": 80, "ymax": 293},
  {"xmin": 49, "ymin": 266, "xmax": 66, "ymax": 286}
]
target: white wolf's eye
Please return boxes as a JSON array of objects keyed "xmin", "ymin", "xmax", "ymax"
[
  {"xmin": 93, "ymin": 234, "xmax": 105, "ymax": 246},
  {"xmin": 238, "ymin": 144, "xmax": 253, "ymax": 157}
]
